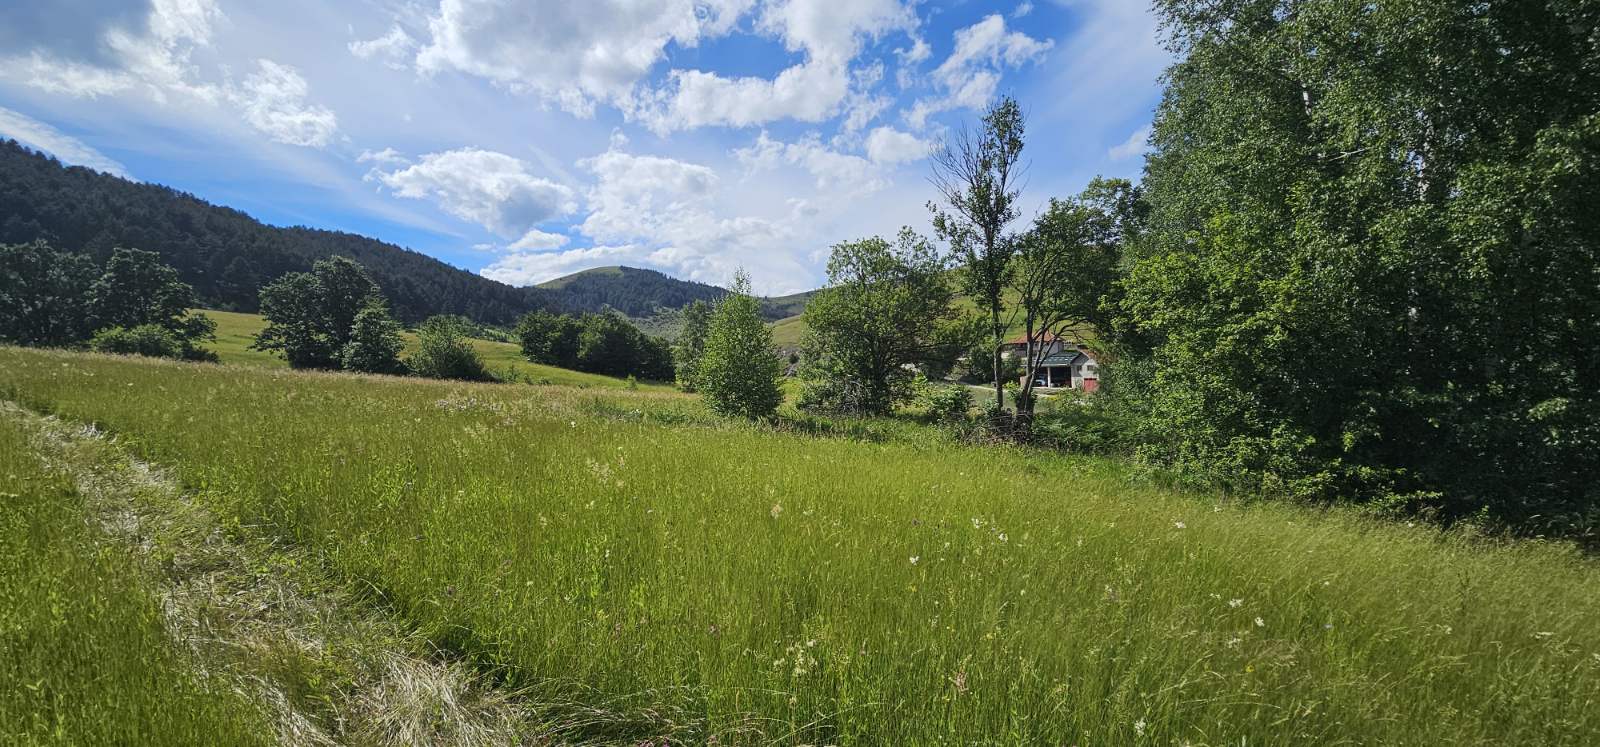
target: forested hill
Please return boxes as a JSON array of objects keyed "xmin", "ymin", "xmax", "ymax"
[
  {"xmin": 1, "ymin": 140, "xmax": 825, "ymax": 326},
  {"xmin": 536, "ymin": 266, "xmax": 727, "ymax": 318},
  {"xmin": 0, "ymin": 140, "xmax": 552, "ymax": 325}
]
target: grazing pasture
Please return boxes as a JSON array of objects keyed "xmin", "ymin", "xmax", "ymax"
[{"xmin": 2, "ymin": 347, "xmax": 1598, "ymax": 744}]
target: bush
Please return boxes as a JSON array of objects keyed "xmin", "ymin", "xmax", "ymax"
[
  {"xmin": 920, "ymin": 384, "xmax": 974, "ymax": 423},
  {"xmin": 91, "ymin": 322, "xmax": 218, "ymax": 362},
  {"xmin": 407, "ymin": 316, "xmax": 492, "ymax": 382},
  {"xmin": 1030, "ymin": 396, "xmax": 1129, "ymax": 455},
  {"xmin": 91, "ymin": 324, "xmax": 180, "ymax": 358}
]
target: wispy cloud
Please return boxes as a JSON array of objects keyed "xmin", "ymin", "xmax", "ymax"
[
  {"xmin": 0, "ymin": 106, "xmax": 131, "ymax": 178},
  {"xmin": 1108, "ymin": 124, "xmax": 1152, "ymax": 160}
]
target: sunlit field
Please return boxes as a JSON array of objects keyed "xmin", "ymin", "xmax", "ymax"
[
  {"xmin": 202, "ymin": 308, "xmax": 673, "ymax": 390},
  {"xmin": 0, "ymin": 405, "xmax": 270, "ymax": 745},
  {"xmin": 3, "ymin": 347, "xmax": 1599, "ymax": 744}
]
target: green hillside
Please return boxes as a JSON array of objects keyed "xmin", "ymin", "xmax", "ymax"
[{"xmin": 537, "ymin": 266, "xmax": 728, "ymax": 318}]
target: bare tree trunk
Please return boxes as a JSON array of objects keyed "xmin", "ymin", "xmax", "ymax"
[{"xmin": 990, "ymin": 307, "xmax": 1005, "ymax": 419}]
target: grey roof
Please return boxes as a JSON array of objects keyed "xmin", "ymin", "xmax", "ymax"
[{"xmin": 1039, "ymin": 351, "xmax": 1083, "ymax": 367}]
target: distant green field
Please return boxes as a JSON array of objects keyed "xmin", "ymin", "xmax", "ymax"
[
  {"xmin": 201, "ymin": 309, "xmax": 671, "ymax": 390},
  {"xmin": 5, "ymin": 346, "xmax": 1598, "ymax": 744}
]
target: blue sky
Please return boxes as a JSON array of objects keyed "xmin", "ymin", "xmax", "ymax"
[{"xmin": 0, "ymin": 0, "xmax": 1168, "ymax": 294}]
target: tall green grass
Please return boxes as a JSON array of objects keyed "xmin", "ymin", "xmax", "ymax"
[
  {"xmin": 3, "ymin": 347, "xmax": 1599, "ymax": 744},
  {"xmin": 0, "ymin": 409, "xmax": 269, "ymax": 746}
]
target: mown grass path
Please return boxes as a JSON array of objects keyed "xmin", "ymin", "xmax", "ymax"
[{"xmin": 2, "ymin": 401, "xmax": 539, "ymax": 745}]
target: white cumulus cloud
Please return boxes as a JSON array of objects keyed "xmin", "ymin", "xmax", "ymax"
[
  {"xmin": 232, "ymin": 60, "xmax": 339, "ymax": 147},
  {"xmin": 736, "ymin": 132, "xmax": 887, "ymax": 194},
  {"xmin": 482, "ymin": 245, "xmax": 651, "ymax": 286},
  {"xmin": 0, "ymin": 0, "xmax": 223, "ymax": 103},
  {"xmin": 414, "ymin": 0, "xmax": 745, "ymax": 116},
  {"xmin": 348, "ymin": 25, "xmax": 417, "ymax": 69},
  {"xmin": 864, "ymin": 125, "xmax": 931, "ymax": 164},
  {"xmin": 908, "ymin": 14, "xmax": 1052, "ymax": 128},
  {"xmin": 373, "ymin": 148, "xmax": 578, "ymax": 242},
  {"xmin": 633, "ymin": 0, "xmax": 917, "ymax": 132}
]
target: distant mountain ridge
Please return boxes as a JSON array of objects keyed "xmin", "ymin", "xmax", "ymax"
[{"xmin": 0, "ymin": 140, "xmax": 816, "ymax": 328}]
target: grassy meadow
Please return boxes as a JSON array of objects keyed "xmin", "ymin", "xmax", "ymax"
[
  {"xmin": 3, "ymin": 346, "xmax": 1599, "ymax": 744},
  {"xmin": 0, "ymin": 405, "xmax": 270, "ymax": 745},
  {"xmin": 203, "ymin": 308, "xmax": 672, "ymax": 390}
]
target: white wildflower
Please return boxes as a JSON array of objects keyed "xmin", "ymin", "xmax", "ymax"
[
  {"xmin": 1255, "ymin": 617, "xmax": 1265, "ymax": 628},
  {"xmin": 1134, "ymin": 719, "xmax": 1147, "ymax": 736},
  {"xmin": 1174, "ymin": 521, "xmax": 1186, "ymax": 529},
  {"xmin": 910, "ymin": 556, "xmax": 919, "ymax": 565},
  {"xmin": 1228, "ymin": 598, "xmax": 1244, "ymax": 608}
]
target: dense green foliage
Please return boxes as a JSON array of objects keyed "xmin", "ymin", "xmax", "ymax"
[
  {"xmin": 252, "ymin": 256, "xmax": 405, "ymax": 372},
  {"xmin": 536, "ymin": 266, "xmax": 727, "ymax": 318},
  {"xmin": 0, "ymin": 242, "xmax": 216, "ymax": 359},
  {"xmin": 91, "ymin": 323, "xmax": 217, "ymax": 362},
  {"xmin": 406, "ymin": 315, "xmax": 492, "ymax": 382},
  {"xmin": 797, "ymin": 229, "xmax": 959, "ymax": 415},
  {"xmin": 0, "ymin": 241, "xmax": 98, "ymax": 347},
  {"xmin": 515, "ymin": 309, "xmax": 673, "ymax": 381},
  {"xmin": 672, "ymin": 300, "xmax": 712, "ymax": 391},
  {"xmin": 340, "ymin": 303, "xmax": 408, "ymax": 375},
  {"xmin": 1109, "ymin": 0, "xmax": 1600, "ymax": 536},
  {"xmin": 699, "ymin": 273, "xmax": 783, "ymax": 419},
  {"xmin": 5, "ymin": 348, "xmax": 1600, "ymax": 743},
  {"xmin": 0, "ymin": 412, "xmax": 269, "ymax": 745}
]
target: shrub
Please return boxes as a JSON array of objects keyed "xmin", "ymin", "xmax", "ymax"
[
  {"xmin": 91, "ymin": 321, "xmax": 218, "ymax": 362},
  {"xmin": 920, "ymin": 384, "xmax": 974, "ymax": 423},
  {"xmin": 407, "ymin": 316, "xmax": 491, "ymax": 382},
  {"xmin": 91, "ymin": 324, "xmax": 180, "ymax": 358}
]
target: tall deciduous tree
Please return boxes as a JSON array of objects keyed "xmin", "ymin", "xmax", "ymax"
[
  {"xmin": 1120, "ymin": 0, "xmax": 1600, "ymax": 532},
  {"xmin": 253, "ymin": 256, "xmax": 384, "ymax": 369},
  {"xmin": 699, "ymin": 271, "xmax": 782, "ymax": 419},
  {"xmin": 0, "ymin": 241, "xmax": 97, "ymax": 347},
  {"xmin": 515, "ymin": 310, "xmax": 582, "ymax": 369},
  {"xmin": 87, "ymin": 247, "xmax": 217, "ymax": 359},
  {"xmin": 797, "ymin": 228, "xmax": 956, "ymax": 415},
  {"xmin": 340, "ymin": 302, "xmax": 407, "ymax": 375},
  {"xmin": 1011, "ymin": 178, "xmax": 1140, "ymax": 427},
  {"xmin": 930, "ymin": 96, "xmax": 1026, "ymax": 418},
  {"xmin": 674, "ymin": 300, "xmax": 712, "ymax": 392}
]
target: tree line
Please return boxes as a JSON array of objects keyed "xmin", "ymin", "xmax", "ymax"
[
  {"xmin": 1, "ymin": 241, "xmax": 218, "ymax": 361},
  {"xmin": 773, "ymin": 2, "xmax": 1599, "ymax": 540},
  {"xmin": 514, "ymin": 309, "xmax": 674, "ymax": 381}
]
